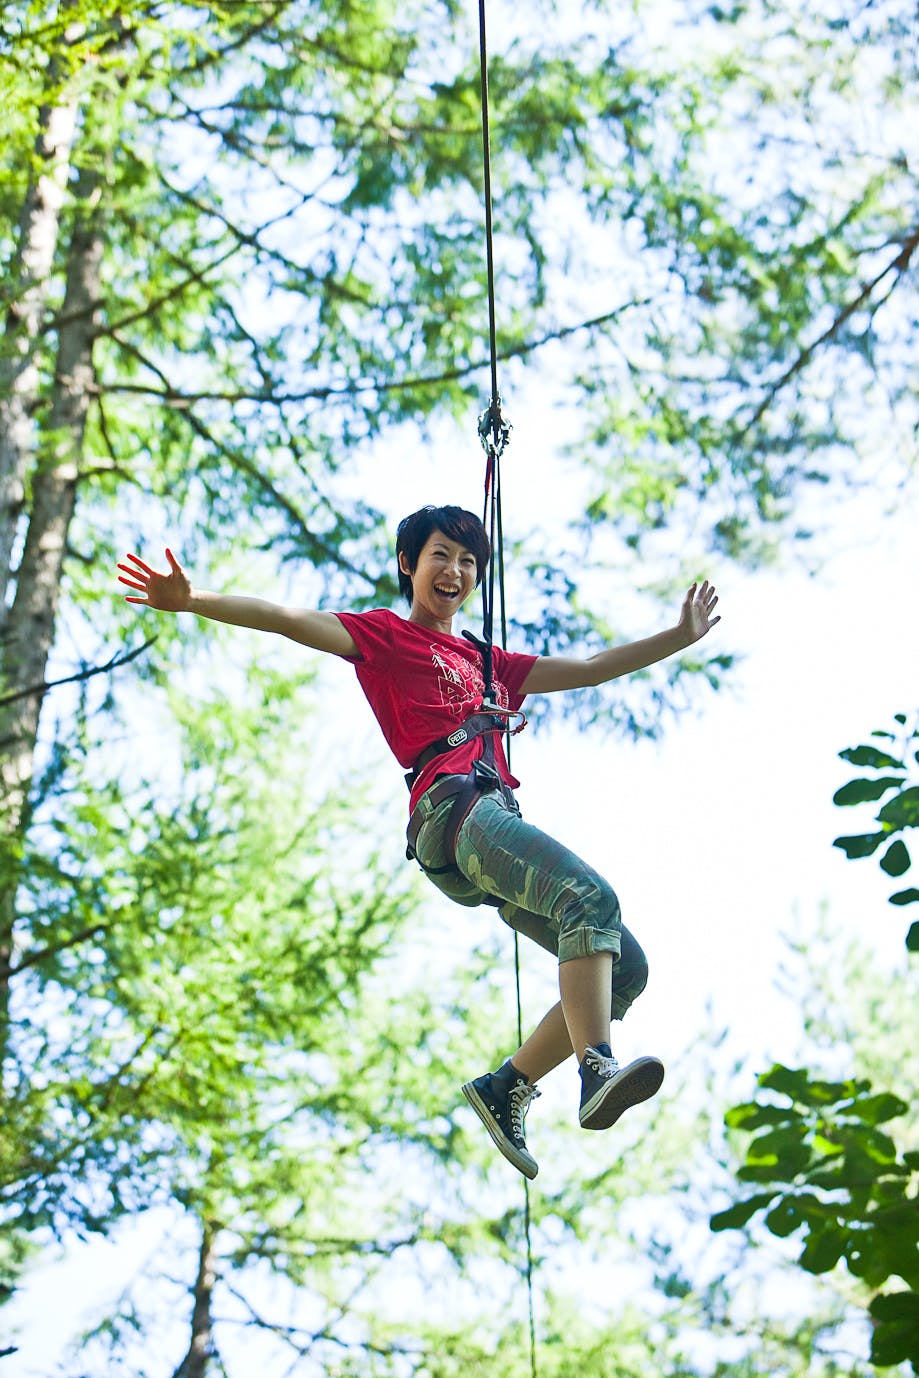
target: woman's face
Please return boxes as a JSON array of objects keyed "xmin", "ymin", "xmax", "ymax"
[{"xmin": 400, "ymin": 529, "xmax": 479, "ymax": 631}]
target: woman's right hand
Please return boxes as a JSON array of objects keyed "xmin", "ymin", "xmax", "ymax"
[{"xmin": 117, "ymin": 548, "xmax": 191, "ymax": 612}]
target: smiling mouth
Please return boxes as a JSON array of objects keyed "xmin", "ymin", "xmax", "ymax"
[{"xmin": 434, "ymin": 586, "xmax": 461, "ymax": 599}]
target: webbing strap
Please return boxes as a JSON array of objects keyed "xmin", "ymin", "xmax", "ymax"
[{"xmin": 405, "ymin": 711, "xmax": 504, "ymax": 791}]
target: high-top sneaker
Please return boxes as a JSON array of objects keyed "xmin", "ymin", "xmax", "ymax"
[
  {"xmin": 578, "ymin": 1043, "xmax": 664, "ymax": 1130},
  {"xmin": 462, "ymin": 1061, "xmax": 540, "ymax": 1179}
]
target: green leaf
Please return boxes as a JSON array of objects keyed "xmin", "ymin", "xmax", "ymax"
[
  {"xmin": 839, "ymin": 745, "xmax": 905, "ymax": 770},
  {"xmin": 880, "ymin": 839, "xmax": 911, "ymax": 876},
  {"xmin": 869, "ymin": 1291, "xmax": 919, "ymax": 1367},
  {"xmin": 890, "ymin": 888, "xmax": 919, "ymax": 906},
  {"xmin": 709, "ymin": 1193, "xmax": 777, "ymax": 1231},
  {"xmin": 836, "ymin": 1122, "xmax": 898, "ymax": 1168},
  {"xmin": 808, "ymin": 1163, "xmax": 847, "ymax": 1189},
  {"xmin": 799, "ymin": 1225, "xmax": 847, "ymax": 1274},
  {"xmin": 870, "ymin": 1291, "xmax": 919, "ymax": 1324},
  {"xmin": 764, "ymin": 1198, "xmax": 803, "ymax": 1238},
  {"xmin": 759, "ymin": 1065, "xmax": 861, "ymax": 1106},
  {"xmin": 724, "ymin": 1102, "xmax": 792, "ymax": 1131},
  {"xmin": 747, "ymin": 1127, "xmax": 810, "ymax": 1176},
  {"xmin": 758, "ymin": 1065, "xmax": 811, "ymax": 1100},
  {"xmin": 878, "ymin": 786, "xmax": 919, "ymax": 828},
  {"xmin": 832, "ymin": 832, "xmax": 886, "ymax": 859},
  {"xmin": 738, "ymin": 1163, "xmax": 791, "ymax": 1184},
  {"xmin": 849, "ymin": 1091, "xmax": 909, "ymax": 1126},
  {"xmin": 832, "ymin": 776, "xmax": 905, "ymax": 806},
  {"xmin": 907, "ymin": 920, "xmax": 919, "ymax": 951},
  {"xmin": 874, "ymin": 1225, "xmax": 919, "ymax": 1287},
  {"xmin": 789, "ymin": 1192, "xmax": 836, "ymax": 1226}
]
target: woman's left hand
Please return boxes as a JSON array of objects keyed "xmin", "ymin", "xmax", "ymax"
[{"xmin": 679, "ymin": 580, "xmax": 721, "ymax": 643}]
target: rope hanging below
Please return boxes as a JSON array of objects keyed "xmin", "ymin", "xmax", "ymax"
[{"xmin": 473, "ymin": 6, "xmax": 537, "ymax": 1378}]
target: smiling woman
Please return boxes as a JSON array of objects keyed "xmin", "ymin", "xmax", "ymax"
[
  {"xmin": 395, "ymin": 504, "xmax": 489, "ymax": 632},
  {"xmin": 118, "ymin": 502, "xmax": 719, "ymax": 1180}
]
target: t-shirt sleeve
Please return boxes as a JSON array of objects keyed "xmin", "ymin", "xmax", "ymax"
[
  {"xmin": 333, "ymin": 608, "xmax": 395, "ymax": 664},
  {"xmin": 492, "ymin": 645, "xmax": 538, "ymax": 708}
]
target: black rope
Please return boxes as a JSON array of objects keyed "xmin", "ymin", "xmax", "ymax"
[
  {"xmin": 476, "ymin": 6, "xmax": 537, "ymax": 1377},
  {"xmin": 477, "ymin": 0, "xmax": 500, "ymax": 411},
  {"xmin": 475, "ymin": 0, "xmax": 511, "ymax": 707}
]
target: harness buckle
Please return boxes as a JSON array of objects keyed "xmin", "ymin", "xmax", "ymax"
[{"xmin": 472, "ymin": 758, "xmax": 501, "ymax": 790}]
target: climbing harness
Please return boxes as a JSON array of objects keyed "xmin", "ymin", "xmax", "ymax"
[{"xmin": 404, "ymin": 714, "xmax": 520, "ymax": 877}]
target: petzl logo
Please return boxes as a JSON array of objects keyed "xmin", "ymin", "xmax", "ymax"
[{"xmin": 447, "ymin": 729, "xmax": 468, "ymax": 748}]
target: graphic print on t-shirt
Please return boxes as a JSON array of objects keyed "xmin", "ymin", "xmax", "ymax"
[{"xmin": 430, "ymin": 643, "xmax": 508, "ymax": 718}]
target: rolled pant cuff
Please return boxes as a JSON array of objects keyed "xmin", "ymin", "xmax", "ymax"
[{"xmin": 557, "ymin": 929, "xmax": 621, "ymax": 963}]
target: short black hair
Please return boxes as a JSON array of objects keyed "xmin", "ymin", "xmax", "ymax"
[{"xmin": 395, "ymin": 505, "xmax": 490, "ymax": 602}]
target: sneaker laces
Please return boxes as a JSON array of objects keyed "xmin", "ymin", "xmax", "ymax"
[
  {"xmin": 583, "ymin": 1047, "xmax": 620, "ymax": 1080},
  {"xmin": 508, "ymin": 1082, "xmax": 540, "ymax": 1138}
]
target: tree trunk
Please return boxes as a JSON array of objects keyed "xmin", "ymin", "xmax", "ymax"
[
  {"xmin": 172, "ymin": 1221, "xmax": 220, "ymax": 1378},
  {"xmin": 0, "ymin": 13, "xmax": 84, "ymax": 623},
  {"xmin": 0, "ymin": 164, "xmax": 103, "ymax": 1046}
]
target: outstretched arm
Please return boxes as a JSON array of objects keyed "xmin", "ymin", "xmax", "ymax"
[
  {"xmin": 521, "ymin": 581, "xmax": 720, "ymax": 694},
  {"xmin": 117, "ymin": 549, "xmax": 358, "ymax": 657}
]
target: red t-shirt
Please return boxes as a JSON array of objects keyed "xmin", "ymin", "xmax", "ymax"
[{"xmin": 335, "ymin": 608, "xmax": 537, "ymax": 813}]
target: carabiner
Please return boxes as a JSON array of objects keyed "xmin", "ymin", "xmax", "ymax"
[{"xmin": 479, "ymin": 699, "xmax": 528, "ymax": 736}]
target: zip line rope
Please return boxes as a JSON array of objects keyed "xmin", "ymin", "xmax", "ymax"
[{"xmin": 475, "ymin": 4, "xmax": 538, "ymax": 1376}]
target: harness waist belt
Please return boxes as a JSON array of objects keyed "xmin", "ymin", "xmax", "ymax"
[{"xmin": 404, "ymin": 711, "xmax": 508, "ymax": 791}]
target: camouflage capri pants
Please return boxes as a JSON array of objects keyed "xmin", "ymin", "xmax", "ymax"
[{"xmin": 409, "ymin": 779, "xmax": 649, "ymax": 1020}]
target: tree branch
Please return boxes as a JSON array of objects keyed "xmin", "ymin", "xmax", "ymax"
[
  {"xmin": 168, "ymin": 1, "xmax": 295, "ymax": 80},
  {"xmin": 1, "ymin": 919, "xmax": 114, "ymax": 980},
  {"xmin": 188, "ymin": 94, "xmax": 481, "ymax": 141},
  {"xmin": 56, "ymin": 173, "xmax": 328, "ymax": 338},
  {"xmin": 113, "ymin": 332, "xmax": 387, "ymax": 590},
  {"xmin": 0, "ymin": 637, "xmax": 157, "ymax": 708},
  {"xmin": 745, "ymin": 223, "xmax": 919, "ymax": 433},
  {"xmin": 97, "ymin": 301, "xmax": 645, "ymax": 407},
  {"xmin": 150, "ymin": 170, "xmax": 364, "ymax": 294}
]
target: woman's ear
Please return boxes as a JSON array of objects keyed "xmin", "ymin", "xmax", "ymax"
[{"xmin": 398, "ymin": 551, "xmax": 413, "ymax": 578}]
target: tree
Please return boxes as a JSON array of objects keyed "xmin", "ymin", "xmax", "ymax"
[
  {"xmin": 2, "ymin": 657, "xmax": 531, "ymax": 1370},
  {"xmin": 568, "ymin": 0, "xmax": 918, "ymax": 571},
  {"xmin": 713, "ymin": 719, "xmax": 919, "ymax": 1374},
  {"xmin": 832, "ymin": 713, "xmax": 919, "ymax": 952},
  {"xmin": 713, "ymin": 1066, "xmax": 918, "ymax": 1372}
]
